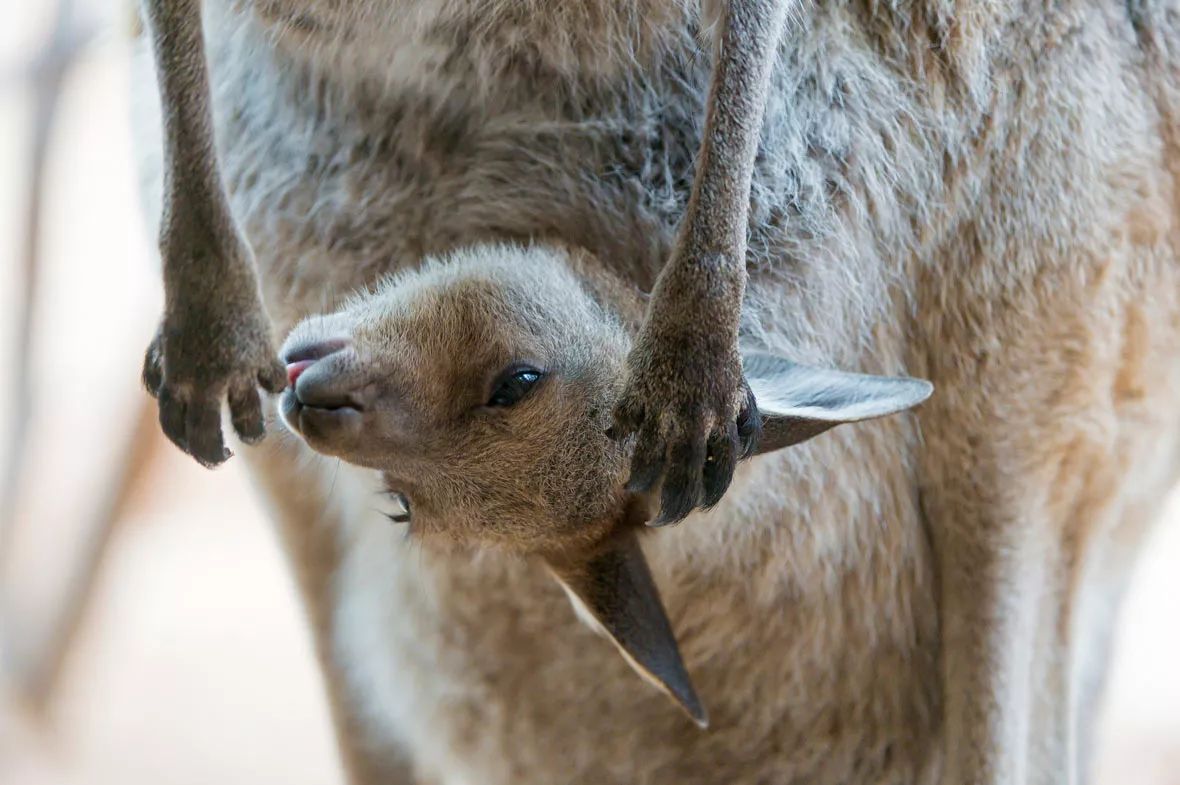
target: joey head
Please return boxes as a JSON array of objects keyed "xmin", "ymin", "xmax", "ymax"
[{"xmin": 278, "ymin": 243, "xmax": 933, "ymax": 726}]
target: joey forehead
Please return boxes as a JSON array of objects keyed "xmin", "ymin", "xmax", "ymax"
[{"xmin": 352, "ymin": 277, "xmax": 568, "ymax": 409}]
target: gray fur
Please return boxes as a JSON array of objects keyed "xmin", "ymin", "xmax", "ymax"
[
  {"xmin": 139, "ymin": 0, "xmax": 287, "ymax": 465},
  {"xmin": 131, "ymin": 1, "xmax": 1180, "ymax": 784}
]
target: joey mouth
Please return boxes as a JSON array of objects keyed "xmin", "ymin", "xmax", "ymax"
[
  {"xmin": 281, "ymin": 391, "xmax": 367, "ymax": 450},
  {"xmin": 277, "ymin": 333, "xmax": 381, "ymax": 454}
]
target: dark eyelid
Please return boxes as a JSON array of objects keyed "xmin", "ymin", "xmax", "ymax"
[
  {"xmin": 489, "ymin": 362, "xmax": 543, "ymax": 391},
  {"xmin": 484, "ymin": 362, "xmax": 547, "ymax": 407}
]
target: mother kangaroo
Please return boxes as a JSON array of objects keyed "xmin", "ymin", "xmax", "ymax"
[{"xmin": 132, "ymin": 1, "xmax": 1180, "ymax": 783}]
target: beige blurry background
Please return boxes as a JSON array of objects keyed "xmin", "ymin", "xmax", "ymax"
[{"xmin": 0, "ymin": 3, "xmax": 1176, "ymax": 784}]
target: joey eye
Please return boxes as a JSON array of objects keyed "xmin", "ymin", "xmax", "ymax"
[
  {"xmin": 488, "ymin": 366, "xmax": 544, "ymax": 407},
  {"xmin": 383, "ymin": 491, "xmax": 411, "ymax": 524}
]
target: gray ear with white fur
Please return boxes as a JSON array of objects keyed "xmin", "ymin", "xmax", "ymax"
[
  {"xmin": 743, "ymin": 350, "xmax": 933, "ymax": 455},
  {"xmin": 544, "ymin": 530, "xmax": 707, "ymax": 729}
]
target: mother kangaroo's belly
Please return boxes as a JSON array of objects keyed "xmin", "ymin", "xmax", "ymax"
[{"xmin": 129, "ymin": 0, "xmax": 1180, "ymax": 780}]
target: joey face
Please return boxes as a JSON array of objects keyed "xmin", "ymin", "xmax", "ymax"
[{"xmin": 279, "ymin": 245, "xmax": 639, "ymax": 555}]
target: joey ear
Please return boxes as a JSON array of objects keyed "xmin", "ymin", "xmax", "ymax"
[
  {"xmin": 544, "ymin": 530, "xmax": 707, "ymax": 728},
  {"xmin": 742, "ymin": 350, "xmax": 934, "ymax": 455}
]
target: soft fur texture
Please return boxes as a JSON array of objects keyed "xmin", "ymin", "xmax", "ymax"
[
  {"xmin": 139, "ymin": 0, "xmax": 289, "ymax": 466},
  {"xmin": 132, "ymin": 1, "xmax": 1180, "ymax": 783}
]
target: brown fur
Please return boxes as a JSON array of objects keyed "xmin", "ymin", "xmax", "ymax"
[{"xmin": 130, "ymin": 0, "xmax": 1180, "ymax": 783}]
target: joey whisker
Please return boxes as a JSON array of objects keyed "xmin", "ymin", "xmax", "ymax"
[{"xmin": 313, "ymin": 458, "xmax": 342, "ymax": 525}]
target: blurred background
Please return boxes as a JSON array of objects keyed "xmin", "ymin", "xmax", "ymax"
[{"xmin": 0, "ymin": 2, "xmax": 1175, "ymax": 784}]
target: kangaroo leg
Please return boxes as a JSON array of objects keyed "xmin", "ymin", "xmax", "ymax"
[
  {"xmin": 611, "ymin": 0, "xmax": 788, "ymax": 524},
  {"xmin": 139, "ymin": 0, "xmax": 286, "ymax": 468}
]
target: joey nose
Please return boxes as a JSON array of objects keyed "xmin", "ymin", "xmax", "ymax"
[
  {"xmin": 283, "ymin": 338, "xmax": 350, "ymax": 391},
  {"xmin": 282, "ymin": 338, "xmax": 368, "ymax": 410},
  {"xmin": 282, "ymin": 337, "xmax": 351, "ymax": 366}
]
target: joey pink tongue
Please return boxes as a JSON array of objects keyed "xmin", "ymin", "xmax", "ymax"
[{"xmin": 286, "ymin": 360, "xmax": 315, "ymax": 386}]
